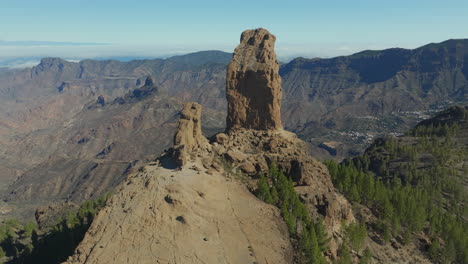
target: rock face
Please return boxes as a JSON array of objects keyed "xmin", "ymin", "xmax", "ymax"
[
  {"xmin": 226, "ymin": 28, "xmax": 283, "ymax": 131},
  {"xmin": 173, "ymin": 102, "xmax": 209, "ymax": 166}
]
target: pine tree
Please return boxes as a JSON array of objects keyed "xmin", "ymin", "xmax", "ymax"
[
  {"xmin": 256, "ymin": 174, "xmax": 272, "ymax": 203},
  {"xmin": 402, "ymin": 230, "xmax": 411, "ymax": 245},
  {"xmin": 269, "ymin": 162, "xmax": 280, "ymax": 180},
  {"xmin": 270, "ymin": 185, "xmax": 279, "ymax": 205},
  {"xmin": 309, "ymin": 226, "xmax": 322, "ymax": 264},
  {"xmin": 13, "ymin": 246, "xmax": 19, "ymax": 259},
  {"xmin": 360, "ymin": 248, "xmax": 372, "ymax": 264},
  {"xmin": 428, "ymin": 238, "xmax": 440, "ymax": 260},
  {"xmin": 381, "ymin": 197, "xmax": 394, "ymax": 220},
  {"xmin": 383, "ymin": 224, "xmax": 391, "ymax": 244},
  {"xmin": 267, "ymin": 163, "xmax": 329, "ymax": 263},
  {"xmin": 337, "ymin": 244, "xmax": 352, "ymax": 264},
  {"xmin": 22, "ymin": 244, "xmax": 34, "ymax": 256},
  {"xmin": 443, "ymin": 239, "xmax": 456, "ymax": 263},
  {"xmin": 314, "ymin": 220, "xmax": 330, "ymax": 252},
  {"xmin": 349, "ymin": 185, "xmax": 360, "ymax": 202},
  {"xmin": 345, "ymin": 222, "xmax": 367, "ymax": 251},
  {"xmin": 300, "ymin": 227, "xmax": 312, "ymax": 260}
]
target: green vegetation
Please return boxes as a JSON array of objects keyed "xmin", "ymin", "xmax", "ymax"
[
  {"xmin": 325, "ymin": 106, "xmax": 468, "ymax": 263},
  {"xmin": 333, "ymin": 222, "xmax": 368, "ymax": 263},
  {"xmin": 335, "ymin": 244, "xmax": 352, "ymax": 264},
  {"xmin": 0, "ymin": 219, "xmax": 24, "ymax": 262},
  {"xmin": 0, "ymin": 193, "xmax": 111, "ymax": 264},
  {"xmin": 256, "ymin": 163, "xmax": 329, "ymax": 264},
  {"xmin": 407, "ymin": 105, "xmax": 468, "ymax": 137},
  {"xmin": 343, "ymin": 223, "xmax": 367, "ymax": 252},
  {"xmin": 359, "ymin": 248, "xmax": 372, "ymax": 264}
]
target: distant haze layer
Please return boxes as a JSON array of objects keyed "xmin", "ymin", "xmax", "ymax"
[{"xmin": 0, "ymin": 40, "xmax": 445, "ymax": 67}]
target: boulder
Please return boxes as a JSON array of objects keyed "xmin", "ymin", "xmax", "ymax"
[{"xmin": 224, "ymin": 149, "xmax": 247, "ymax": 163}]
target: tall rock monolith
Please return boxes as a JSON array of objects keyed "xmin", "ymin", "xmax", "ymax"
[{"xmin": 226, "ymin": 28, "xmax": 283, "ymax": 131}]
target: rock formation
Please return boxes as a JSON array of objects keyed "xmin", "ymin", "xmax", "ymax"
[
  {"xmin": 173, "ymin": 102, "xmax": 209, "ymax": 166},
  {"xmin": 226, "ymin": 28, "xmax": 283, "ymax": 131},
  {"xmin": 218, "ymin": 29, "xmax": 354, "ymax": 256},
  {"xmin": 64, "ymin": 29, "xmax": 353, "ymax": 263},
  {"xmin": 211, "ymin": 129, "xmax": 354, "ymax": 256}
]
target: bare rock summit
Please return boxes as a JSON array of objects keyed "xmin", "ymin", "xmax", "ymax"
[{"xmin": 226, "ymin": 28, "xmax": 283, "ymax": 131}]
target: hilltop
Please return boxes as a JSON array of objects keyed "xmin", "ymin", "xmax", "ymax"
[{"xmin": 326, "ymin": 105, "xmax": 468, "ymax": 263}]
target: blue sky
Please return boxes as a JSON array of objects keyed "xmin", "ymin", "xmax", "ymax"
[{"xmin": 1, "ymin": 0, "xmax": 467, "ymax": 63}]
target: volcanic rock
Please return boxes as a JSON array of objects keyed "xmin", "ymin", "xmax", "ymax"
[
  {"xmin": 226, "ymin": 28, "xmax": 283, "ymax": 131},
  {"xmin": 173, "ymin": 102, "xmax": 209, "ymax": 166}
]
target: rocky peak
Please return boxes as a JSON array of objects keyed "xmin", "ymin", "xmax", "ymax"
[
  {"xmin": 36, "ymin": 57, "xmax": 71, "ymax": 71},
  {"xmin": 143, "ymin": 76, "xmax": 155, "ymax": 87},
  {"xmin": 226, "ymin": 28, "xmax": 283, "ymax": 131},
  {"xmin": 172, "ymin": 102, "xmax": 209, "ymax": 166},
  {"xmin": 131, "ymin": 76, "xmax": 158, "ymax": 98}
]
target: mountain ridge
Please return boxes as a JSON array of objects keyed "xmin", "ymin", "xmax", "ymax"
[
  {"xmin": 326, "ymin": 105, "xmax": 468, "ymax": 263},
  {"xmin": 1, "ymin": 37, "xmax": 467, "ymax": 219}
]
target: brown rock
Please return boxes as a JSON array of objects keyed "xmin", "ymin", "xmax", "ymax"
[
  {"xmin": 239, "ymin": 161, "xmax": 256, "ymax": 174},
  {"xmin": 226, "ymin": 28, "xmax": 283, "ymax": 131},
  {"xmin": 212, "ymin": 143, "xmax": 226, "ymax": 155},
  {"xmin": 173, "ymin": 102, "xmax": 208, "ymax": 166},
  {"xmin": 214, "ymin": 133, "xmax": 229, "ymax": 145},
  {"xmin": 255, "ymin": 155, "xmax": 269, "ymax": 172},
  {"xmin": 211, "ymin": 162, "xmax": 224, "ymax": 173},
  {"xmin": 265, "ymin": 138, "xmax": 280, "ymax": 152},
  {"xmin": 224, "ymin": 149, "xmax": 247, "ymax": 163}
]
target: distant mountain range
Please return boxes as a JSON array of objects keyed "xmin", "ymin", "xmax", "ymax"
[
  {"xmin": 282, "ymin": 39, "xmax": 468, "ymax": 157},
  {"xmin": 0, "ymin": 39, "xmax": 467, "ymax": 218},
  {"xmin": 0, "ymin": 51, "xmax": 231, "ymax": 69}
]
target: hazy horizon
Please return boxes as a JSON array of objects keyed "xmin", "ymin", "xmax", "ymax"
[{"xmin": 2, "ymin": 0, "xmax": 467, "ymax": 67}]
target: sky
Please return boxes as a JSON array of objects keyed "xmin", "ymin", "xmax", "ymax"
[{"xmin": 1, "ymin": 0, "xmax": 467, "ymax": 65}]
